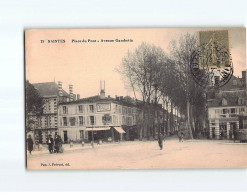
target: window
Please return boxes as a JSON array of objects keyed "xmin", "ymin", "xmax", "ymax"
[
  {"xmin": 89, "ymin": 105, "xmax": 94, "ymax": 113},
  {"xmin": 63, "ymin": 106, "xmax": 68, "ymax": 114},
  {"xmin": 89, "ymin": 116, "xmax": 95, "ymax": 125},
  {"xmin": 223, "ymin": 109, "xmax": 228, "ymax": 114},
  {"xmin": 80, "ymin": 130, "xmax": 84, "ymax": 139},
  {"xmin": 222, "ymin": 98, "xmax": 227, "ymax": 106},
  {"xmin": 45, "ymin": 116, "xmax": 48, "ymax": 126},
  {"xmin": 129, "ymin": 117, "xmax": 133, "ymax": 126},
  {"xmin": 63, "ymin": 117, "xmax": 67, "ymax": 126},
  {"xmin": 85, "ymin": 131, "xmax": 88, "ymax": 139},
  {"xmin": 113, "ymin": 115, "xmax": 116, "ymax": 124},
  {"xmin": 78, "ymin": 105, "xmax": 83, "ymax": 113},
  {"xmin": 231, "ymin": 108, "xmax": 235, "ymax": 113},
  {"xmin": 118, "ymin": 106, "xmax": 121, "ymax": 114},
  {"xmin": 79, "ymin": 116, "xmax": 84, "ymax": 126},
  {"xmin": 70, "ymin": 117, "xmax": 76, "ymax": 126},
  {"xmin": 38, "ymin": 117, "xmax": 42, "ymax": 127},
  {"xmin": 239, "ymin": 98, "xmax": 243, "ymax": 105},
  {"xmin": 241, "ymin": 108, "xmax": 245, "ymax": 112},
  {"xmin": 128, "ymin": 108, "xmax": 131, "ymax": 114},
  {"xmin": 45, "ymin": 101, "xmax": 50, "ymax": 112}
]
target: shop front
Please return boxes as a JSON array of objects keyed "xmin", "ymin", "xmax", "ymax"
[{"xmin": 84, "ymin": 126, "xmax": 126, "ymax": 142}]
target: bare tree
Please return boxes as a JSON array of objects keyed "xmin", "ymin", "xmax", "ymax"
[
  {"xmin": 169, "ymin": 33, "xmax": 206, "ymax": 139},
  {"xmin": 116, "ymin": 42, "xmax": 167, "ymax": 139}
]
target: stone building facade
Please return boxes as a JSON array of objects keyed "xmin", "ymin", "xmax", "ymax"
[
  {"xmin": 207, "ymin": 71, "xmax": 247, "ymax": 139},
  {"xmin": 58, "ymin": 89, "xmax": 141, "ymax": 143},
  {"xmin": 27, "ymin": 81, "xmax": 78, "ymax": 144}
]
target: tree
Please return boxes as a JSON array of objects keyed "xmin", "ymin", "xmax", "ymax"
[
  {"xmin": 169, "ymin": 33, "xmax": 206, "ymax": 138},
  {"xmin": 116, "ymin": 42, "xmax": 167, "ymax": 139},
  {"xmin": 25, "ymin": 80, "xmax": 43, "ymax": 132}
]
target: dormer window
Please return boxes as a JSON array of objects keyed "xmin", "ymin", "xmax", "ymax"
[
  {"xmin": 222, "ymin": 98, "xmax": 227, "ymax": 106},
  {"xmin": 238, "ymin": 98, "xmax": 243, "ymax": 105}
]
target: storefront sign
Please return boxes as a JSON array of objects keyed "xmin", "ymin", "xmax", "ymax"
[{"xmin": 97, "ymin": 103, "xmax": 111, "ymax": 112}]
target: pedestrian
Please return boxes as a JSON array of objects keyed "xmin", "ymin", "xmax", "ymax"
[
  {"xmin": 26, "ymin": 135, "xmax": 33, "ymax": 155},
  {"xmin": 158, "ymin": 133, "xmax": 163, "ymax": 150},
  {"xmin": 233, "ymin": 129, "xmax": 237, "ymax": 143},
  {"xmin": 47, "ymin": 134, "xmax": 54, "ymax": 154},
  {"xmin": 57, "ymin": 135, "xmax": 63, "ymax": 153},
  {"xmin": 178, "ymin": 131, "xmax": 181, "ymax": 142},
  {"xmin": 54, "ymin": 135, "xmax": 59, "ymax": 153},
  {"xmin": 180, "ymin": 132, "xmax": 184, "ymax": 142}
]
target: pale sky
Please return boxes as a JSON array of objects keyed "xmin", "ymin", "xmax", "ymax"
[{"xmin": 25, "ymin": 28, "xmax": 246, "ymax": 99}]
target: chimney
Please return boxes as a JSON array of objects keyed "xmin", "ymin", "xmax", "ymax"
[
  {"xmin": 242, "ymin": 71, "xmax": 246, "ymax": 86},
  {"xmin": 73, "ymin": 94, "xmax": 76, "ymax": 101},
  {"xmin": 214, "ymin": 76, "xmax": 220, "ymax": 86},
  {"xmin": 77, "ymin": 94, "xmax": 80, "ymax": 100},
  {"xmin": 100, "ymin": 80, "xmax": 105, "ymax": 99},
  {"xmin": 69, "ymin": 84, "xmax": 73, "ymax": 101},
  {"xmin": 120, "ymin": 96, "xmax": 123, "ymax": 101},
  {"xmin": 58, "ymin": 81, "xmax": 63, "ymax": 96}
]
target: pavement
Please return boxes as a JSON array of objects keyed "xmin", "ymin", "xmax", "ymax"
[{"xmin": 26, "ymin": 138, "xmax": 247, "ymax": 170}]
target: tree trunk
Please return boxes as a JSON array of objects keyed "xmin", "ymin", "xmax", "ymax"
[
  {"xmin": 166, "ymin": 105, "xmax": 169, "ymax": 135},
  {"xmin": 162, "ymin": 106, "xmax": 165, "ymax": 135},
  {"xmin": 170, "ymin": 101, "xmax": 174, "ymax": 134},
  {"xmin": 187, "ymin": 101, "xmax": 193, "ymax": 139}
]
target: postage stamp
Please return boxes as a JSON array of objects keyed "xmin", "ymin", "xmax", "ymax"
[
  {"xmin": 198, "ymin": 30, "xmax": 230, "ymax": 69},
  {"xmin": 190, "ymin": 30, "xmax": 233, "ymax": 89}
]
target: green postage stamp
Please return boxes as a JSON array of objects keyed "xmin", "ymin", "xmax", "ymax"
[{"xmin": 198, "ymin": 30, "xmax": 231, "ymax": 69}]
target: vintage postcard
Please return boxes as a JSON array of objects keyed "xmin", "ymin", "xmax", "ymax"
[{"xmin": 25, "ymin": 28, "xmax": 247, "ymax": 170}]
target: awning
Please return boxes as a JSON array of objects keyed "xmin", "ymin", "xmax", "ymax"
[
  {"xmin": 113, "ymin": 127, "xmax": 126, "ymax": 134},
  {"xmin": 85, "ymin": 126, "xmax": 111, "ymax": 131}
]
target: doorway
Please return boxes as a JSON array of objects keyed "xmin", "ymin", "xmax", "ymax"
[
  {"xmin": 230, "ymin": 122, "xmax": 237, "ymax": 139},
  {"xmin": 63, "ymin": 131, "xmax": 68, "ymax": 143},
  {"xmin": 212, "ymin": 127, "xmax": 215, "ymax": 138}
]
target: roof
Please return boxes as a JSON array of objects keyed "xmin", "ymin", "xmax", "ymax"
[
  {"xmin": 59, "ymin": 94, "xmax": 164, "ymax": 111},
  {"xmin": 207, "ymin": 89, "xmax": 246, "ymax": 107},
  {"xmin": 59, "ymin": 95, "xmax": 137, "ymax": 107},
  {"xmin": 220, "ymin": 75, "xmax": 245, "ymax": 91},
  {"xmin": 33, "ymin": 82, "xmax": 69, "ymax": 97}
]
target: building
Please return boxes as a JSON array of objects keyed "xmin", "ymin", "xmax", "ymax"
[
  {"xmin": 207, "ymin": 71, "xmax": 247, "ymax": 139},
  {"xmin": 58, "ymin": 83, "xmax": 143, "ymax": 143},
  {"xmin": 27, "ymin": 81, "xmax": 78, "ymax": 144}
]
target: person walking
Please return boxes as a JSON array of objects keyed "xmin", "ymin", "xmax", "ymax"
[
  {"xmin": 47, "ymin": 134, "xmax": 54, "ymax": 154},
  {"xmin": 180, "ymin": 132, "xmax": 184, "ymax": 142},
  {"xmin": 54, "ymin": 135, "xmax": 63, "ymax": 153},
  {"xmin": 54, "ymin": 135, "xmax": 59, "ymax": 153},
  {"xmin": 26, "ymin": 135, "xmax": 33, "ymax": 155},
  {"xmin": 158, "ymin": 133, "xmax": 164, "ymax": 150},
  {"xmin": 57, "ymin": 135, "xmax": 63, "ymax": 153}
]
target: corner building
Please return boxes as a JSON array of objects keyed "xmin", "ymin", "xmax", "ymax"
[{"xmin": 58, "ymin": 90, "xmax": 141, "ymax": 143}]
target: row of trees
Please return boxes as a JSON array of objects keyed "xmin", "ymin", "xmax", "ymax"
[{"xmin": 117, "ymin": 33, "xmax": 207, "ymax": 139}]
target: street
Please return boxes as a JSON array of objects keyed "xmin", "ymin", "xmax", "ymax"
[{"xmin": 27, "ymin": 139, "xmax": 247, "ymax": 170}]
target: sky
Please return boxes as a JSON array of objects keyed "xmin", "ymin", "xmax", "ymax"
[{"xmin": 25, "ymin": 28, "xmax": 246, "ymax": 99}]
